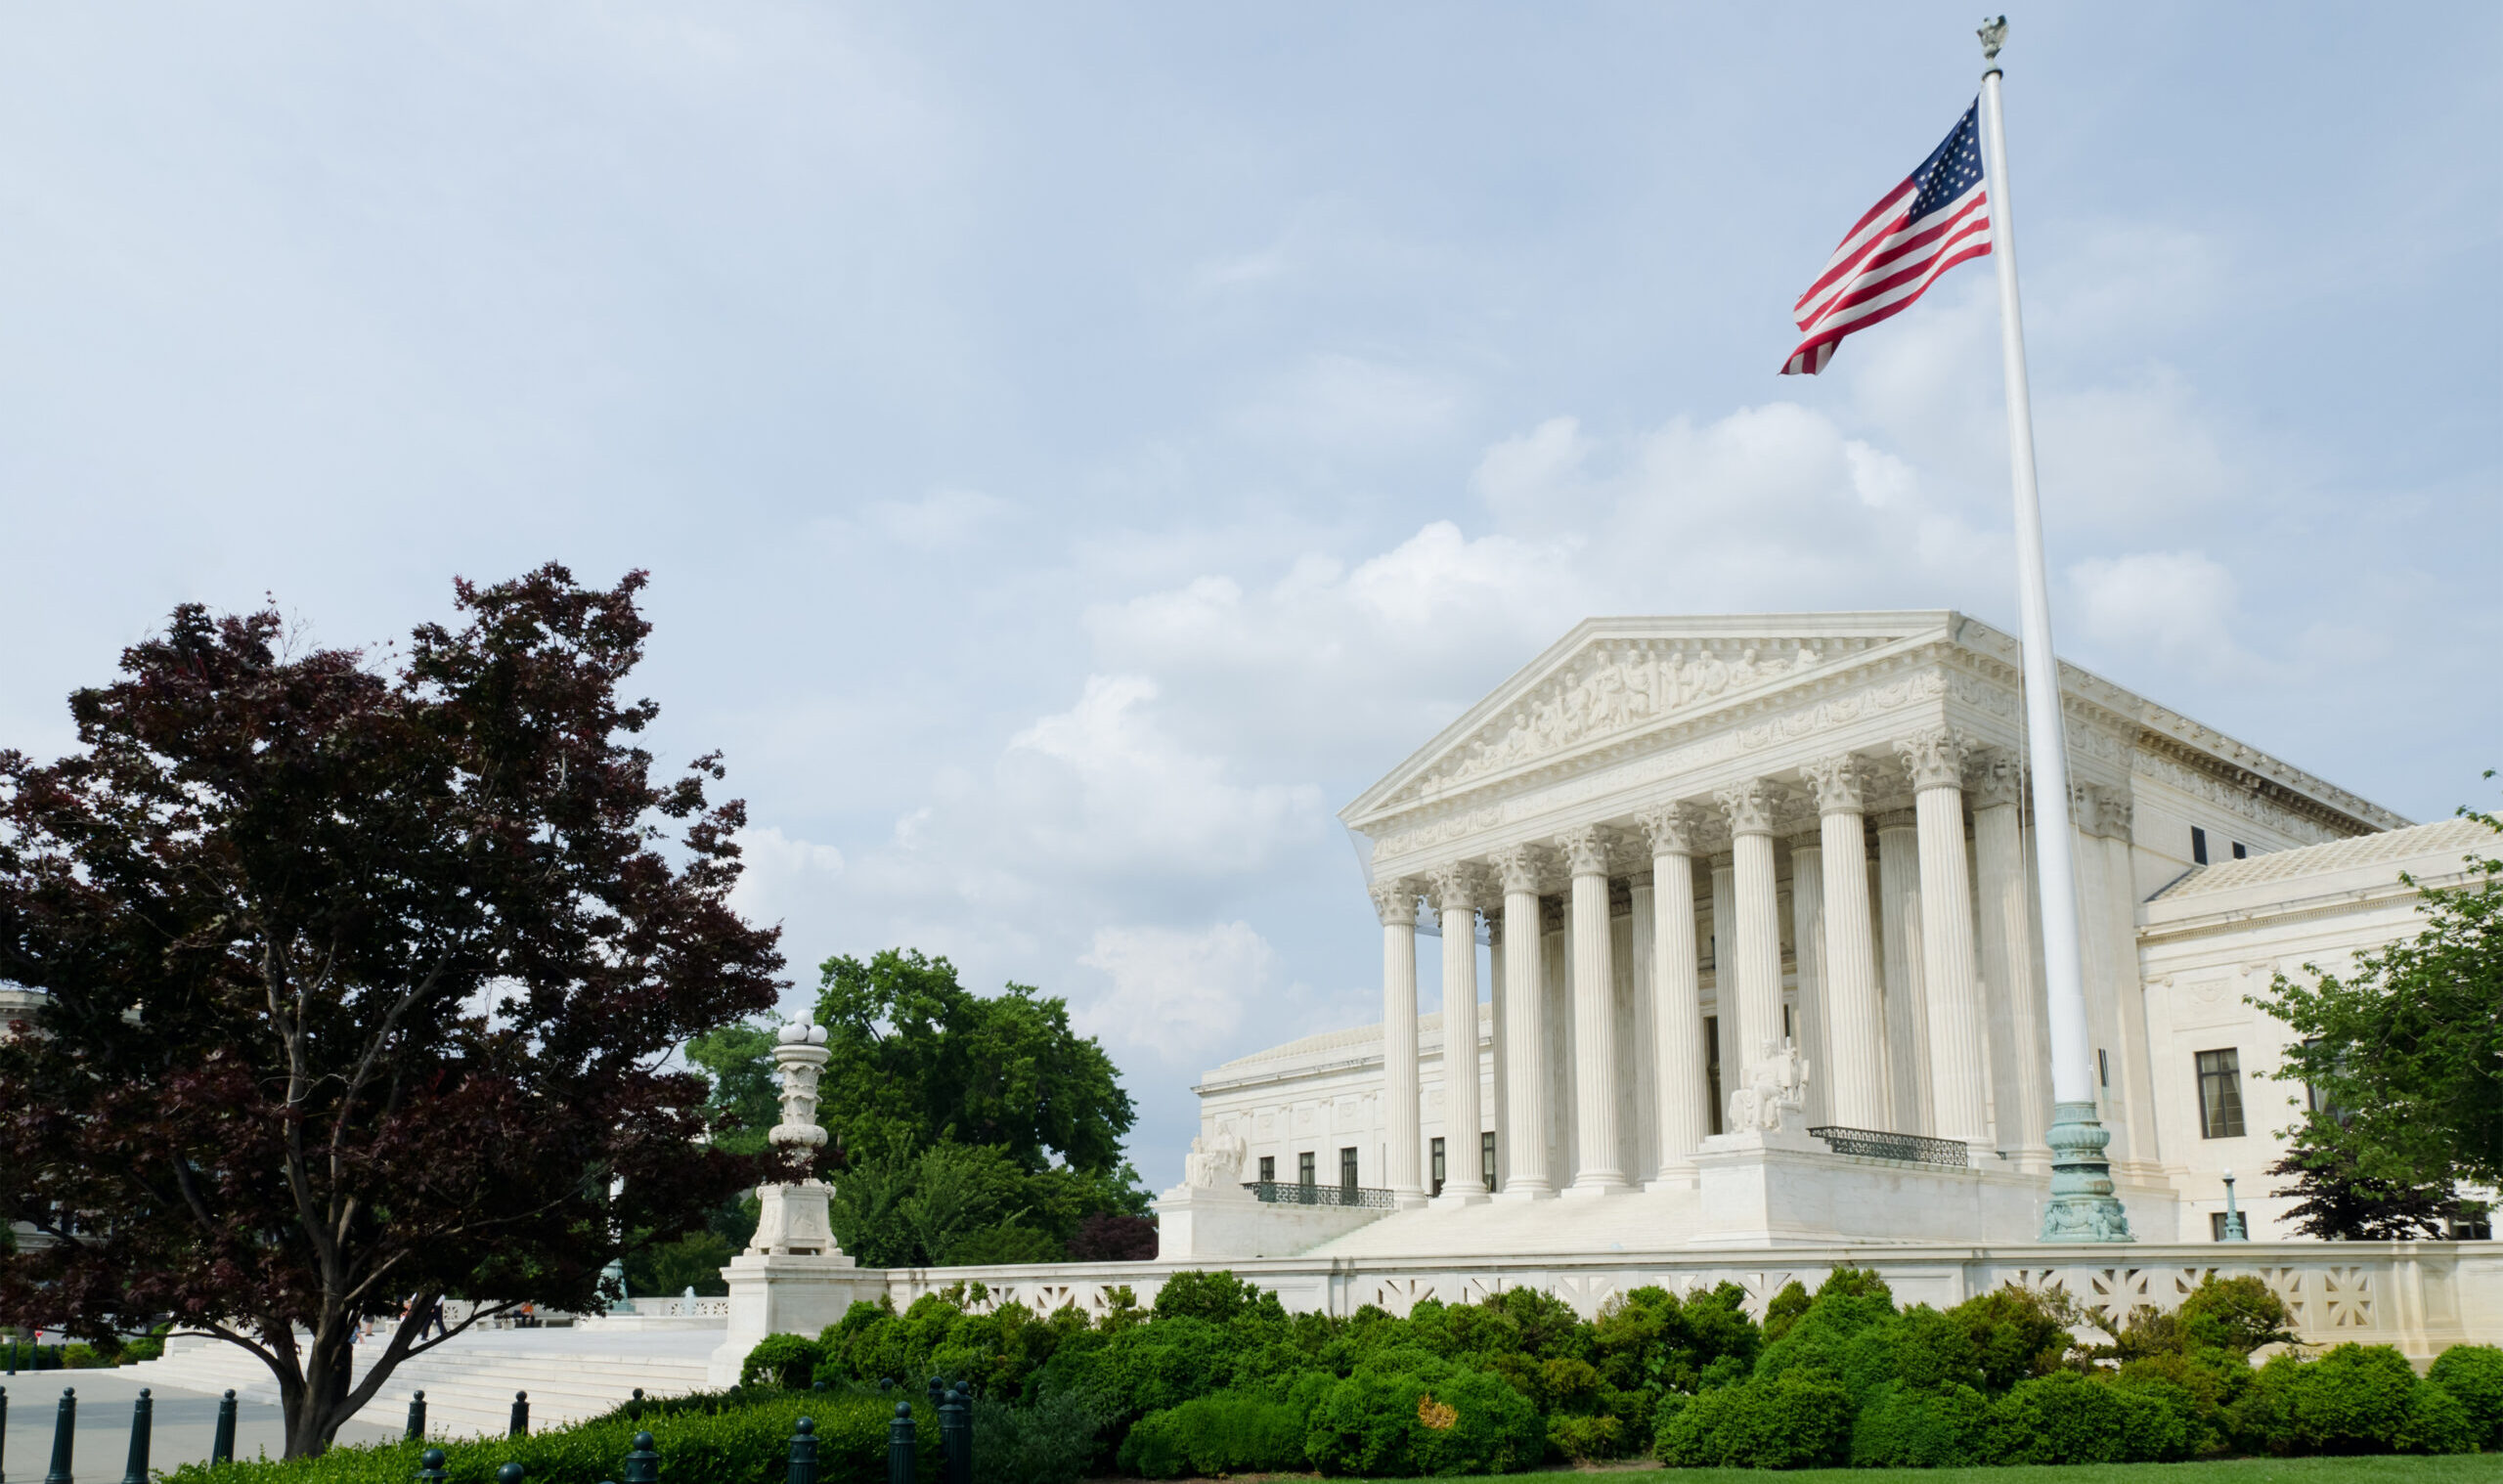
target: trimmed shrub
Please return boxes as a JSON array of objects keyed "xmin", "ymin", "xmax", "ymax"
[
  {"xmin": 163, "ymin": 1389, "xmax": 910, "ymax": 1484},
  {"xmin": 2396, "ymin": 1380, "xmax": 2480, "ymax": 1456},
  {"xmin": 1654, "ymin": 1368, "xmax": 1855, "ymax": 1469},
  {"xmin": 1981, "ymin": 1371, "xmax": 2195, "ymax": 1465},
  {"xmin": 2428, "ymin": 1342, "xmax": 2503, "ymax": 1449},
  {"xmin": 1304, "ymin": 1366, "xmax": 1542, "ymax": 1477},
  {"xmin": 968, "ymin": 1390, "xmax": 1101, "ymax": 1484},
  {"xmin": 740, "ymin": 1333, "xmax": 829, "ymax": 1389},
  {"xmin": 1849, "ymin": 1380, "xmax": 1989, "ymax": 1467},
  {"xmin": 1150, "ymin": 1268, "xmax": 1271, "ymax": 1325},
  {"xmin": 1944, "ymin": 1287, "xmax": 2069, "ymax": 1391},
  {"xmin": 2295, "ymin": 1342, "xmax": 2421, "ymax": 1454},
  {"xmin": 1116, "ymin": 1389, "xmax": 1305, "ymax": 1478},
  {"xmin": 1761, "ymin": 1280, "xmax": 1812, "ymax": 1343},
  {"xmin": 2224, "ymin": 1351, "xmax": 2305, "ymax": 1457},
  {"xmin": 2176, "ymin": 1274, "xmax": 2297, "ymax": 1355}
]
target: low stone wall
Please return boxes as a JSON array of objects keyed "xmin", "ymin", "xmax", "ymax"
[{"xmin": 876, "ymin": 1241, "xmax": 2495, "ymax": 1361}]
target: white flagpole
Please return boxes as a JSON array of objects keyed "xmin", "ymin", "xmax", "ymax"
[{"xmin": 1974, "ymin": 16, "xmax": 2130, "ymax": 1242}]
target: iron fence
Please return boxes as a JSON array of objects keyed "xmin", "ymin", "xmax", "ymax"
[
  {"xmin": 1242, "ymin": 1180, "xmax": 1399, "ymax": 1209},
  {"xmin": 1807, "ymin": 1125, "xmax": 1970, "ymax": 1168}
]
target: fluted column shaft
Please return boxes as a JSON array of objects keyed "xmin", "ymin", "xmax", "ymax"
[
  {"xmin": 1808, "ymin": 756, "xmax": 1887, "ymax": 1128},
  {"xmin": 1559, "ymin": 827, "xmax": 1627, "ymax": 1195},
  {"xmin": 1485, "ymin": 913, "xmax": 1509, "ymax": 1191},
  {"xmin": 1429, "ymin": 867, "xmax": 1489, "ymax": 1203},
  {"xmin": 1718, "ymin": 781, "xmax": 1783, "ymax": 1081},
  {"xmin": 1900, "ymin": 731, "xmax": 1987, "ymax": 1143},
  {"xmin": 1971, "ymin": 758, "xmax": 2048, "ymax": 1157},
  {"xmin": 1788, "ymin": 835, "xmax": 1829, "ymax": 1126},
  {"xmin": 1640, "ymin": 806, "xmax": 1707, "ymax": 1182},
  {"xmin": 1494, "ymin": 848, "xmax": 1553, "ymax": 1198},
  {"xmin": 1874, "ymin": 810, "xmax": 1931, "ymax": 1133},
  {"xmin": 1373, "ymin": 883, "xmax": 1426, "ymax": 1203},
  {"xmin": 1709, "ymin": 852, "xmax": 1735, "ymax": 1117}
]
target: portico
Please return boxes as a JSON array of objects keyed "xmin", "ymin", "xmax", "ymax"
[{"xmin": 1175, "ymin": 612, "xmax": 2408, "ymax": 1250}]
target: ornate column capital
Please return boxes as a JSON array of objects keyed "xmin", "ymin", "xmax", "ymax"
[
  {"xmin": 1802, "ymin": 753, "xmax": 1870, "ymax": 814},
  {"xmin": 2095, "ymin": 791, "xmax": 2134, "ymax": 842},
  {"xmin": 2069, "ymin": 782, "xmax": 2103, "ymax": 836},
  {"xmin": 1427, "ymin": 860, "xmax": 1489, "ymax": 913},
  {"xmin": 1490, "ymin": 842, "xmax": 1549, "ymax": 895},
  {"xmin": 1370, "ymin": 880, "xmax": 1421, "ymax": 926},
  {"xmin": 1554, "ymin": 823, "xmax": 1615, "ymax": 877},
  {"xmin": 1635, "ymin": 801, "xmax": 1703, "ymax": 857},
  {"xmin": 1895, "ymin": 726, "xmax": 1972, "ymax": 792},
  {"xmin": 1967, "ymin": 750, "xmax": 2025, "ymax": 809},
  {"xmin": 1481, "ymin": 908, "xmax": 1504, "ymax": 945},
  {"xmin": 1715, "ymin": 778, "xmax": 1779, "ymax": 838}
]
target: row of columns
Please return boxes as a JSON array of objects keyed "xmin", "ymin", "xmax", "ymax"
[{"xmin": 1373, "ymin": 726, "xmax": 2066, "ymax": 1202}]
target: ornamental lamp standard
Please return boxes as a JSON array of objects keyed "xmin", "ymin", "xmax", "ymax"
[{"xmin": 2221, "ymin": 1168, "xmax": 2250, "ymax": 1242}]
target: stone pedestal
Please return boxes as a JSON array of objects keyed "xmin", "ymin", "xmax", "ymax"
[
  {"xmin": 705, "ymin": 1249, "xmax": 879, "ymax": 1385},
  {"xmin": 1155, "ymin": 1180, "xmax": 1392, "ymax": 1259},
  {"xmin": 751, "ymin": 1179, "xmax": 839, "ymax": 1256}
]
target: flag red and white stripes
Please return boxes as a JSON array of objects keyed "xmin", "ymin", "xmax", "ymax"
[{"xmin": 1783, "ymin": 102, "xmax": 1994, "ymax": 375}]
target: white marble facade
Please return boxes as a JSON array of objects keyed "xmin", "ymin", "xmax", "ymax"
[{"xmin": 1183, "ymin": 611, "xmax": 2479, "ymax": 1248}]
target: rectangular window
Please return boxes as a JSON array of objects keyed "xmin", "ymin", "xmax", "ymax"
[
  {"xmin": 2447, "ymin": 1207, "xmax": 2493, "ymax": 1242},
  {"xmin": 1481, "ymin": 1131, "xmax": 1497, "ymax": 1191},
  {"xmin": 2197, "ymin": 1049, "xmax": 2247, "ymax": 1139},
  {"xmin": 2231, "ymin": 841, "xmax": 2249, "ymax": 860},
  {"xmin": 1257, "ymin": 1156, "xmax": 1275, "ymax": 1184},
  {"xmin": 1782, "ymin": 1002, "xmax": 1794, "ymax": 1040},
  {"xmin": 2098, "ymin": 1048, "xmax": 2110, "ymax": 1089},
  {"xmin": 1704, "ymin": 1016, "xmax": 1724, "ymax": 1136},
  {"xmin": 1339, "ymin": 1146, "xmax": 1359, "ymax": 1195},
  {"xmin": 1429, "ymin": 1136, "xmax": 1446, "ymax": 1197},
  {"xmin": 2210, "ymin": 1211, "xmax": 2238, "ymax": 1241},
  {"xmin": 1297, "ymin": 1151, "xmax": 1315, "ymax": 1187},
  {"xmin": 2191, "ymin": 826, "xmax": 2209, "ymax": 865}
]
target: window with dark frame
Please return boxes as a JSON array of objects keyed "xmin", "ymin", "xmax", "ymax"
[
  {"xmin": 2232, "ymin": 841, "xmax": 2248, "ymax": 859},
  {"xmin": 1429, "ymin": 1136, "xmax": 1446, "ymax": 1197},
  {"xmin": 2210, "ymin": 1211, "xmax": 2238, "ymax": 1241},
  {"xmin": 1704, "ymin": 1016, "xmax": 1724, "ymax": 1136},
  {"xmin": 1297, "ymin": 1151, "xmax": 1315, "ymax": 1187},
  {"xmin": 1339, "ymin": 1146, "xmax": 1359, "ymax": 1195},
  {"xmin": 2196, "ymin": 1048, "xmax": 2247, "ymax": 1139},
  {"xmin": 1257, "ymin": 1155, "xmax": 1275, "ymax": 1184},
  {"xmin": 2192, "ymin": 825, "xmax": 2209, "ymax": 864},
  {"xmin": 1480, "ymin": 1130, "xmax": 1497, "ymax": 1191}
]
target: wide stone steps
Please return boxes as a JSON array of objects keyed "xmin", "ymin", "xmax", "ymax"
[{"xmin": 119, "ymin": 1331, "xmax": 719, "ymax": 1442}]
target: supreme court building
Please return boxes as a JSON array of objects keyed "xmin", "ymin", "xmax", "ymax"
[{"xmin": 1164, "ymin": 611, "xmax": 2493, "ymax": 1257}]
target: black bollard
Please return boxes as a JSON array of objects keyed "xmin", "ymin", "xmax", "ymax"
[
  {"xmin": 213, "ymin": 1389, "xmax": 238, "ymax": 1467},
  {"xmin": 886, "ymin": 1402, "xmax": 914, "ymax": 1484},
  {"xmin": 629, "ymin": 1387, "xmax": 644, "ymax": 1422},
  {"xmin": 785, "ymin": 1417, "xmax": 817, "ymax": 1484},
  {"xmin": 621, "ymin": 1430, "xmax": 659, "ymax": 1484},
  {"xmin": 120, "ymin": 1388, "xmax": 153, "ymax": 1484},
  {"xmin": 497, "ymin": 1464, "xmax": 525, "ymax": 1484},
  {"xmin": 406, "ymin": 1390, "xmax": 426, "ymax": 1441},
  {"xmin": 2, "ymin": 1383, "xmax": 10, "ymax": 1484},
  {"xmin": 416, "ymin": 1448, "xmax": 448, "ymax": 1484},
  {"xmin": 43, "ymin": 1389, "xmax": 73, "ymax": 1484},
  {"xmin": 508, "ymin": 1391, "xmax": 529, "ymax": 1437},
  {"xmin": 942, "ymin": 1381, "xmax": 971, "ymax": 1484}
]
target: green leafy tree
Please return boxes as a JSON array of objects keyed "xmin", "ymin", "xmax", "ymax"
[
  {"xmin": 813, "ymin": 948, "xmax": 1136, "ymax": 1175},
  {"xmin": 2267, "ymin": 1130, "xmax": 2453, "ymax": 1241},
  {"xmin": 687, "ymin": 1022, "xmax": 782, "ymax": 1157},
  {"xmin": 2249, "ymin": 800, "xmax": 2502, "ymax": 1193}
]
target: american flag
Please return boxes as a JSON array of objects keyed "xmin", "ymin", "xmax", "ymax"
[{"xmin": 1782, "ymin": 102, "xmax": 1993, "ymax": 375}]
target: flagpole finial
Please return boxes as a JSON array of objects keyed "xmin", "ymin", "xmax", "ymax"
[{"xmin": 1978, "ymin": 16, "xmax": 2008, "ymax": 65}]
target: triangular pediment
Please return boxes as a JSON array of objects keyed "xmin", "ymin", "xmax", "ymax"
[{"xmin": 1341, "ymin": 612, "xmax": 1963, "ymax": 826}]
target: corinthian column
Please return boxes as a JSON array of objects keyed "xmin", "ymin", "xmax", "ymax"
[
  {"xmin": 1898, "ymin": 728, "xmax": 1988, "ymax": 1145},
  {"xmin": 1484, "ymin": 908, "xmax": 1509, "ymax": 1191},
  {"xmin": 1788, "ymin": 831, "xmax": 1829, "ymax": 1126},
  {"xmin": 1427, "ymin": 862, "xmax": 1490, "ymax": 1203},
  {"xmin": 1805, "ymin": 755, "xmax": 1886, "ymax": 1129},
  {"xmin": 1638, "ymin": 803, "xmax": 1707, "ymax": 1184},
  {"xmin": 1372, "ymin": 881, "xmax": 1427, "ymax": 1206},
  {"xmin": 1556, "ymin": 825, "xmax": 1628, "ymax": 1196},
  {"xmin": 1491, "ymin": 844, "xmax": 1553, "ymax": 1199},
  {"xmin": 1874, "ymin": 808, "xmax": 1931, "ymax": 1132},
  {"xmin": 1716, "ymin": 780, "xmax": 1783, "ymax": 1091},
  {"xmin": 1971, "ymin": 753, "xmax": 2048, "ymax": 1161}
]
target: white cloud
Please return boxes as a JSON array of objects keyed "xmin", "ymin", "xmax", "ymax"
[
  {"xmin": 869, "ymin": 488, "xmax": 1011, "ymax": 549},
  {"xmin": 727, "ymin": 825, "xmax": 846, "ymax": 929},
  {"xmin": 1074, "ymin": 920, "xmax": 1277, "ymax": 1065},
  {"xmin": 2067, "ymin": 550, "xmax": 2253, "ymax": 677},
  {"xmin": 1237, "ymin": 353, "xmax": 1465, "ymax": 452}
]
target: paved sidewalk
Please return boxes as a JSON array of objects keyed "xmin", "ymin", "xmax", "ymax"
[{"xmin": 1, "ymin": 1370, "xmax": 402, "ymax": 1482}]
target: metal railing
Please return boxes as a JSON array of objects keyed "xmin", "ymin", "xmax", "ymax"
[
  {"xmin": 1808, "ymin": 1125, "xmax": 1970, "ymax": 1168},
  {"xmin": 1242, "ymin": 1180, "xmax": 1399, "ymax": 1209}
]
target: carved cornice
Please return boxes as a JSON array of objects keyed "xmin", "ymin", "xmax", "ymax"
[
  {"xmin": 1803, "ymin": 753, "xmax": 1870, "ymax": 815},
  {"xmin": 1717, "ymin": 778, "xmax": 1780, "ymax": 837},
  {"xmin": 1636, "ymin": 801, "xmax": 1703, "ymax": 857},
  {"xmin": 1369, "ymin": 881, "xmax": 1420, "ymax": 927},
  {"xmin": 1895, "ymin": 726, "xmax": 1972, "ymax": 792}
]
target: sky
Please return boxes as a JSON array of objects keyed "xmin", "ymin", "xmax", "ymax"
[{"xmin": 3, "ymin": 4, "xmax": 2497, "ymax": 1189}]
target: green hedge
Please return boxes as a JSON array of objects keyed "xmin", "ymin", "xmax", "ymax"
[{"xmin": 164, "ymin": 1390, "xmax": 925, "ymax": 1484}]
